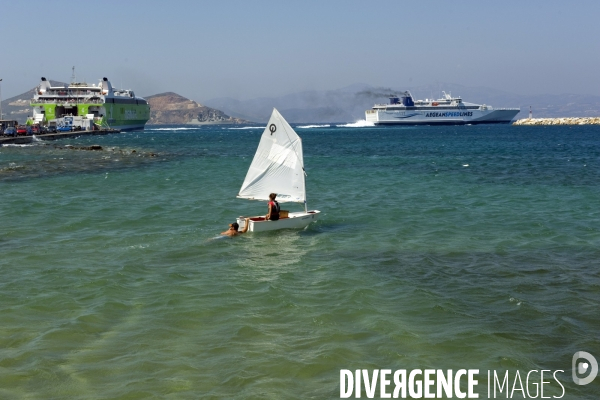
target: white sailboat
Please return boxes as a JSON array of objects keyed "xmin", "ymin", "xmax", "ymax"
[{"xmin": 236, "ymin": 108, "xmax": 320, "ymax": 232}]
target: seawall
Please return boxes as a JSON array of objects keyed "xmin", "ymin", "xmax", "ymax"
[
  {"xmin": 0, "ymin": 129, "xmax": 121, "ymax": 145},
  {"xmin": 513, "ymin": 117, "xmax": 600, "ymax": 126}
]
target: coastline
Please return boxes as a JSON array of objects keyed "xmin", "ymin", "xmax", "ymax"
[{"xmin": 185, "ymin": 119, "xmax": 250, "ymax": 125}]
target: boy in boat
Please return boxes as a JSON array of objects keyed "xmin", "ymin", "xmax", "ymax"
[
  {"xmin": 266, "ymin": 193, "xmax": 280, "ymax": 221},
  {"xmin": 221, "ymin": 218, "xmax": 250, "ymax": 236}
]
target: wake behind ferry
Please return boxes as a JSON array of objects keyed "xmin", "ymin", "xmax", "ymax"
[
  {"xmin": 30, "ymin": 76, "xmax": 150, "ymax": 131},
  {"xmin": 366, "ymin": 91, "xmax": 520, "ymax": 125}
]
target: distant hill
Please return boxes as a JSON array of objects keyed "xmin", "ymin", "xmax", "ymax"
[
  {"xmin": 1, "ymin": 80, "xmax": 65, "ymax": 123},
  {"xmin": 146, "ymin": 92, "xmax": 252, "ymax": 125},
  {"xmin": 205, "ymin": 83, "xmax": 600, "ymax": 123}
]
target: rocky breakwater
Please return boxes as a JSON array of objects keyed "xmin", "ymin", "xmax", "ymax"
[
  {"xmin": 513, "ymin": 117, "xmax": 600, "ymax": 126},
  {"xmin": 146, "ymin": 92, "xmax": 251, "ymax": 125}
]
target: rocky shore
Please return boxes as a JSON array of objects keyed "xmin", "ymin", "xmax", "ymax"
[{"xmin": 513, "ymin": 117, "xmax": 600, "ymax": 126}]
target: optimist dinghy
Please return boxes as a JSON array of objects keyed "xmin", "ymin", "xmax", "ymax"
[{"xmin": 236, "ymin": 108, "xmax": 320, "ymax": 232}]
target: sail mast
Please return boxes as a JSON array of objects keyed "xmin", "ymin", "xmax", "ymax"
[{"xmin": 303, "ymin": 165, "xmax": 308, "ymax": 213}]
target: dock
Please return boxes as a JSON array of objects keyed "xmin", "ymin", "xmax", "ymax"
[{"xmin": 0, "ymin": 129, "xmax": 121, "ymax": 145}]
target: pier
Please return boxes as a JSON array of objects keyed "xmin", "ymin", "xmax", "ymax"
[
  {"xmin": 513, "ymin": 117, "xmax": 600, "ymax": 126},
  {"xmin": 0, "ymin": 129, "xmax": 121, "ymax": 145}
]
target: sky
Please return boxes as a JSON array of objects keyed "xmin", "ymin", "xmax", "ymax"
[{"xmin": 1, "ymin": 0, "xmax": 599, "ymax": 103}]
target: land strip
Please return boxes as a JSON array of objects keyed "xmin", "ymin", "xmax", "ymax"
[{"xmin": 513, "ymin": 117, "xmax": 600, "ymax": 126}]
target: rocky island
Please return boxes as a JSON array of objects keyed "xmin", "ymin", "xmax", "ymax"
[{"xmin": 146, "ymin": 92, "xmax": 252, "ymax": 125}]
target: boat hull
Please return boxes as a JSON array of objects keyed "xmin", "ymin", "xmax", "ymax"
[
  {"xmin": 366, "ymin": 108, "xmax": 520, "ymax": 125},
  {"xmin": 237, "ymin": 210, "xmax": 320, "ymax": 232},
  {"xmin": 105, "ymin": 123, "xmax": 147, "ymax": 131}
]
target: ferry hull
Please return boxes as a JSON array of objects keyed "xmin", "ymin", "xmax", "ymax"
[
  {"xmin": 237, "ymin": 210, "xmax": 320, "ymax": 232},
  {"xmin": 366, "ymin": 108, "xmax": 520, "ymax": 125},
  {"xmin": 31, "ymin": 102, "xmax": 150, "ymax": 131},
  {"xmin": 106, "ymin": 123, "xmax": 147, "ymax": 131}
]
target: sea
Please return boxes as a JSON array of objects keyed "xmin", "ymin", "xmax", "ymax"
[{"xmin": 1, "ymin": 123, "xmax": 599, "ymax": 399}]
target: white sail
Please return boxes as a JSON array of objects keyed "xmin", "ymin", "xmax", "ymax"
[{"xmin": 238, "ymin": 108, "xmax": 306, "ymax": 203}]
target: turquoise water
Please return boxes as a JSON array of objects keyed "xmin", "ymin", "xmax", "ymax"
[{"xmin": 1, "ymin": 124, "xmax": 599, "ymax": 399}]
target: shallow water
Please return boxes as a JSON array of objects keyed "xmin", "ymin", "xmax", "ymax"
[{"xmin": 1, "ymin": 124, "xmax": 599, "ymax": 398}]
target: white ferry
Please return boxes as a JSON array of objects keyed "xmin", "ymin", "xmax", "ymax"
[{"xmin": 365, "ymin": 91, "xmax": 520, "ymax": 125}]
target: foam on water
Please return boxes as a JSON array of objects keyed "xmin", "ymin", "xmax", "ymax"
[
  {"xmin": 227, "ymin": 126, "xmax": 264, "ymax": 130},
  {"xmin": 336, "ymin": 119, "xmax": 375, "ymax": 128},
  {"xmin": 145, "ymin": 127, "xmax": 199, "ymax": 131},
  {"xmin": 1, "ymin": 143, "xmax": 36, "ymax": 147},
  {"xmin": 296, "ymin": 124, "xmax": 331, "ymax": 129}
]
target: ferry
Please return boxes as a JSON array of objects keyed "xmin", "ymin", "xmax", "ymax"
[
  {"xmin": 365, "ymin": 91, "xmax": 520, "ymax": 125},
  {"xmin": 30, "ymin": 76, "xmax": 150, "ymax": 131}
]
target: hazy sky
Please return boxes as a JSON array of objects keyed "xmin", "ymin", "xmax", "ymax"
[{"xmin": 1, "ymin": 0, "xmax": 599, "ymax": 102}]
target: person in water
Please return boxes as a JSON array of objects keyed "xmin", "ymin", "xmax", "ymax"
[
  {"xmin": 266, "ymin": 193, "xmax": 280, "ymax": 221},
  {"xmin": 221, "ymin": 218, "xmax": 250, "ymax": 236}
]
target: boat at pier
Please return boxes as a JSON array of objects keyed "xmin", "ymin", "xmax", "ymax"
[
  {"xmin": 30, "ymin": 76, "xmax": 150, "ymax": 131},
  {"xmin": 365, "ymin": 91, "xmax": 520, "ymax": 125}
]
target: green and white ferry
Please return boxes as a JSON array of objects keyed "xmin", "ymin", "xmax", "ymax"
[{"xmin": 30, "ymin": 77, "xmax": 150, "ymax": 131}]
